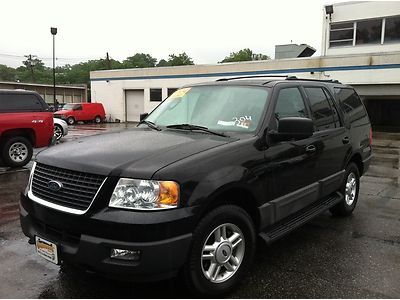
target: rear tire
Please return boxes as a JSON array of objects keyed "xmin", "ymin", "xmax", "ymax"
[
  {"xmin": 184, "ymin": 205, "xmax": 256, "ymax": 296},
  {"xmin": 330, "ymin": 162, "xmax": 360, "ymax": 217},
  {"xmin": 94, "ymin": 115, "xmax": 102, "ymax": 123},
  {"xmin": 67, "ymin": 117, "xmax": 75, "ymax": 125},
  {"xmin": 1, "ymin": 136, "xmax": 33, "ymax": 167}
]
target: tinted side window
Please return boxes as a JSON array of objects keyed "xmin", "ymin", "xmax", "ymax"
[
  {"xmin": 274, "ymin": 87, "xmax": 308, "ymax": 119},
  {"xmin": 0, "ymin": 94, "xmax": 44, "ymax": 112},
  {"xmin": 323, "ymin": 88, "xmax": 341, "ymax": 128},
  {"xmin": 334, "ymin": 88, "xmax": 367, "ymax": 123},
  {"xmin": 304, "ymin": 87, "xmax": 335, "ymax": 131}
]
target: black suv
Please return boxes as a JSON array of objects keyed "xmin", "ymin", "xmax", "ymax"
[{"xmin": 20, "ymin": 76, "xmax": 372, "ymax": 296}]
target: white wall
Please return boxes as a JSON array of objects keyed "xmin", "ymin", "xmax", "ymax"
[{"xmin": 321, "ymin": 1, "xmax": 400, "ymax": 56}]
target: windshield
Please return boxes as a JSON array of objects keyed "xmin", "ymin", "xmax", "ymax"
[
  {"xmin": 63, "ymin": 104, "xmax": 80, "ymax": 110},
  {"xmin": 145, "ymin": 86, "xmax": 269, "ymax": 133}
]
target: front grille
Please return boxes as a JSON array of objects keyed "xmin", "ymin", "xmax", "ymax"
[{"xmin": 31, "ymin": 163, "xmax": 105, "ymax": 212}]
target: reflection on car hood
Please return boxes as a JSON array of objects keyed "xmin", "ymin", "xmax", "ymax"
[
  {"xmin": 54, "ymin": 109, "xmax": 71, "ymax": 115},
  {"xmin": 36, "ymin": 128, "xmax": 235, "ymax": 178}
]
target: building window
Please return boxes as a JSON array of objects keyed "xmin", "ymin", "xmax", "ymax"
[
  {"xmin": 329, "ymin": 22, "xmax": 354, "ymax": 47},
  {"xmin": 150, "ymin": 88, "xmax": 162, "ymax": 102},
  {"xmin": 329, "ymin": 16, "xmax": 400, "ymax": 48},
  {"xmin": 167, "ymin": 88, "xmax": 178, "ymax": 97},
  {"xmin": 385, "ymin": 16, "xmax": 400, "ymax": 42},
  {"xmin": 356, "ymin": 19, "xmax": 382, "ymax": 45}
]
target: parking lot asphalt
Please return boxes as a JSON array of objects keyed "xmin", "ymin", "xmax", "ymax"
[{"xmin": 0, "ymin": 125, "xmax": 399, "ymax": 298}]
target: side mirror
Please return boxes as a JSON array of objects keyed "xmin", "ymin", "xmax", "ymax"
[
  {"xmin": 139, "ymin": 113, "xmax": 148, "ymax": 121},
  {"xmin": 271, "ymin": 117, "xmax": 314, "ymax": 141}
]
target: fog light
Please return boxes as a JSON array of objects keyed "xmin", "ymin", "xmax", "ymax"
[{"xmin": 111, "ymin": 248, "xmax": 141, "ymax": 261}]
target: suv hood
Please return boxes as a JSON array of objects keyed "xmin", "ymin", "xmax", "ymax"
[{"xmin": 36, "ymin": 128, "xmax": 235, "ymax": 178}]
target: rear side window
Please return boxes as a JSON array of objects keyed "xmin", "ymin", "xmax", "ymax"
[
  {"xmin": 274, "ymin": 87, "xmax": 308, "ymax": 119},
  {"xmin": 304, "ymin": 87, "xmax": 335, "ymax": 131},
  {"xmin": 0, "ymin": 93, "xmax": 44, "ymax": 113},
  {"xmin": 334, "ymin": 88, "xmax": 367, "ymax": 123}
]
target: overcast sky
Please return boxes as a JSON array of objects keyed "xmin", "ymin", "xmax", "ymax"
[{"xmin": 0, "ymin": 0, "xmax": 351, "ymax": 68}]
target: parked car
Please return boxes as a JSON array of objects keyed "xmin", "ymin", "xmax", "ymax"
[
  {"xmin": 0, "ymin": 90, "xmax": 54, "ymax": 167},
  {"xmin": 54, "ymin": 103, "xmax": 105, "ymax": 125},
  {"xmin": 53, "ymin": 118, "xmax": 68, "ymax": 141},
  {"xmin": 20, "ymin": 76, "xmax": 372, "ymax": 296}
]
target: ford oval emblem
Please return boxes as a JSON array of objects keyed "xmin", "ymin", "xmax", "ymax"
[{"xmin": 47, "ymin": 180, "xmax": 63, "ymax": 191}]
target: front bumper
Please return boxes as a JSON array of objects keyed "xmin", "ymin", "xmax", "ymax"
[{"xmin": 20, "ymin": 192, "xmax": 194, "ymax": 281}]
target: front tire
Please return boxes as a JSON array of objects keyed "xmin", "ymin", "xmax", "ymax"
[
  {"xmin": 330, "ymin": 162, "xmax": 360, "ymax": 216},
  {"xmin": 184, "ymin": 205, "xmax": 256, "ymax": 296},
  {"xmin": 1, "ymin": 136, "xmax": 33, "ymax": 167},
  {"xmin": 67, "ymin": 117, "xmax": 75, "ymax": 125},
  {"xmin": 54, "ymin": 124, "xmax": 63, "ymax": 141}
]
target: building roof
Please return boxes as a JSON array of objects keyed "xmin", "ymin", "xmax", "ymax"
[{"xmin": 0, "ymin": 81, "xmax": 86, "ymax": 90}]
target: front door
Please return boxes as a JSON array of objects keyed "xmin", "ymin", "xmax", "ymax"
[{"xmin": 265, "ymin": 85, "xmax": 320, "ymax": 221}]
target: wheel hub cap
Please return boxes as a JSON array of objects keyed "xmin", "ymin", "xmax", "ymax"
[
  {"xmin": 9, "ymin": 142, "xmax": 28, "ymax": 162},
  {"xmin": 215, "ymin": 243, "xmax": 232, "ymax": 264}
]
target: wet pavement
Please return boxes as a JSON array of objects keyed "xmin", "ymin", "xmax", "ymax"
[{"xmin": 0, "ymin": 126, "xmax": 399, "ymax": 298}]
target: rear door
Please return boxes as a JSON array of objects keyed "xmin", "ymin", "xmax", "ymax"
[
  {"xmin": 302, "ymin": 85, "xmax": 349, "ymax": 197},
  {"xmin": 334, "ymin": 87, "xmax": 372, "ymax": 167},
  {"xmin": 265, "ymin": 84, "xmax": 320, "ymax": 221}
]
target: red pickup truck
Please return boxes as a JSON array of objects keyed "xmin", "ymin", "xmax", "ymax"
[{"xmin": 0, "ymin": 90, "xmax": 54, "ymax": 167}]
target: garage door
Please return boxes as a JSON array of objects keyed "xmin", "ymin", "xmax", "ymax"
[
  {"xmin": 125, "ymin": 90, "xmax": 144, "ymax": 122},
  {"xmin": 365, "ymin": 98, "xmax": 400, "ymax": 131}
]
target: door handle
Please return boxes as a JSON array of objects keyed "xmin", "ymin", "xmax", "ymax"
[
  {"xmin": 342, "ymin": 136, "xmax": 350, "ymax": 144},
  {"xmin": 306, "ymin": 145, "xmax": 316, "ymax": 154}
]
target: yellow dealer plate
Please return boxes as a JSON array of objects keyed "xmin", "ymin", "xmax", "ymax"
[{"xmin": 35, "ymin": 236, "xmax": 59, "ymax": 265}]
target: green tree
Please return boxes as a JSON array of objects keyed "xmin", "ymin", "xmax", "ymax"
[
  {"xmin": 122, "ymin": 53, "xmax": 157, "ymax": 68},
  {"xmin": 220, "ymin": 48, "xmax": 270, "ymax": 63},
  {"xmin": 19, "ymin": 55, "xmax": 51, "ymax": 83},
  {"xmin": 166, "ymin": 52, "xmax": 194, "ymax": 66},
  {"xmin": 0, "ymin": 64, "xmax": 18, "ymax": 81},
  {"xmin": 156, "ymin": 59, "xmax": 169, "ymax": 67}
]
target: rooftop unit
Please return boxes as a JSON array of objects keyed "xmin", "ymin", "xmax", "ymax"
[{"xmin": 275, "ymin": 44, "xmax": 316, "ymax": 59}]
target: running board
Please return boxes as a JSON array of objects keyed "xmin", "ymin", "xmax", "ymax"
[{"xmin": 259, "ymin": 192, "xmax": 343, "ymax": 244}]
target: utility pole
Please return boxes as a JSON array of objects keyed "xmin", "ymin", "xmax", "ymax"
[
  {"xmin": 51, "ymin": 27, "xmax": 57, "ymax": 110},
  {"xmin": 106, "ymin": 52, "xmax": 111, "ymax": 69},
  {"xmin": 24, "ymin": 54, "xmax": 36, "ymax": 82}
]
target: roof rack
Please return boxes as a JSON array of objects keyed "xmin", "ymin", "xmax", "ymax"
[
  {"xmin": 216, "ymin": 75, "xmax": 296, "ymax": 81},
  {"xmin": 286, "ymin": 77, "xmax": 341, "ymax": 84},
  {"xmin": 216, "ymin": 75, "xmax": 341, "ymax": 84}
]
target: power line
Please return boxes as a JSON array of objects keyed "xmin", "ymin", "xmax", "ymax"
[{"xmin": 0, "ymin": 52, "xmax": 100, "ymax": 62}]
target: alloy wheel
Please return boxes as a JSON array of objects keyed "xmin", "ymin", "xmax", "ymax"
[
  {"xmin": 345, "ymin": 172, "xmax": 357, "ymax": 205},
  {"xmin": 201, "ymin": 223, "xmax": 245, "ymax": 283}
]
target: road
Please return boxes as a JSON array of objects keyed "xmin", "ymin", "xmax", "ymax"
[{"xmin": 0, "ymin": 125, "xmax": 399, "ymax": 298}]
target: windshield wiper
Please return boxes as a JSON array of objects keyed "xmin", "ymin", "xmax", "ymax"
[
  {"xmin": 166, "ymin": 124, "xmax": 229, "ymax": 137},
  {"xmin": 138, "ymin": 120, "xmax": 161, "ymax": 131}
]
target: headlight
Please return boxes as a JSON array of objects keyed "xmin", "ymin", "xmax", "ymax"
[
  {"xmin": 25, "ymin": 161, "xmax": 36, "ymax": 194},
  {"xmin": 109, "ymin": 178, "xmax": 179, "ymax": 210}
]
